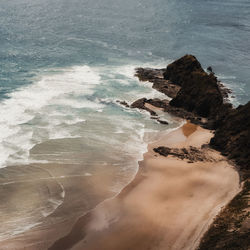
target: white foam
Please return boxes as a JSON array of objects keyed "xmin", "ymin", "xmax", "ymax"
[
  {"xmin": 111, "ymin": 61, "xmax": 169, "ymax": 78},
  {"xmin": 0, "ymin": 65, "xmax": 101, "ymax": 168},
  {"xmin": 9, "ymin": 222, "xmax": 42, "ymax": 239},
  {"xmin": 50, "ymin": 98, "xmax": 104, "ymax": 109},
  {"xmin": 0, "ymin": 61, "xmax": 184, "ymax": 241},
  {"xmin": 216, "ymin": 73, "xmax": 246, "ymax": 106},
  {"xmin": 64, "ymin": 118, "xmax": 86, "ymax": 125},
  {"xmin": 217, "ymin": 74, "xmax": 237, "ymax": 80}
]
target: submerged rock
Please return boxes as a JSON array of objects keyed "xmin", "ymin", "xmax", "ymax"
[
  {"xmin": 207, "ymin": 66, "xmax": 213, "ymax": 73},
  {"xmin": 117, "ymin": 100, "xmax": 130, "ymax": 108},
  {"xmin": 156, "ymin": 119, "xmax": 169, "ymax": 125}
]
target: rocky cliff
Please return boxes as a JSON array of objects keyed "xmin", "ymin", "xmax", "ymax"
[
  {"xmin": 166, "ymin": 55, "xmax": 225, "ymax": 118},
  {"xmin": 132, "ymin": 54, "xmax": 249, "ymax": 250},
  {"xmin": 210, "ymin": 101, "xmax": 250, "ymax": 174},
  {"xmin": 133, "ymin": 54, "xmax": 249, "ymax": 176},
  {"xmin": 163, "ymin": 54, "xmax": 204, "ymax": 86}
]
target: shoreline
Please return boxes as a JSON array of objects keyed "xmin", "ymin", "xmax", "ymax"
[
  {"xmin": 1, "ymin": 54, "xmax": 247, "ymax": 249},
  {"xmin": 49, "ymin": 122, "xmax": 241, "ymax": 250},
  {"xmin": 0, "ymin": 120, "xmax": 184, "ymax": 250}
]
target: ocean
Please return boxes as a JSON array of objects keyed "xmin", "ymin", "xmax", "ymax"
[{"xmin": 0, "ymin": 0, "xmax": 249, "ymax": 241}]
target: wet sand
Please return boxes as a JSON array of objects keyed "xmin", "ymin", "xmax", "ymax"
[
  {"xmin": 49, "ymin": 123, "xmax": 241, "ymax": 250},
  {"xmin": 0, "ymin": 162, "xmax": 118, "ymax": 249}
]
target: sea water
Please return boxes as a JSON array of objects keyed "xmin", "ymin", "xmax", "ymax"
[{"xmin": 0, "ymin": 0, "xmax": 249, "ymax": 240}]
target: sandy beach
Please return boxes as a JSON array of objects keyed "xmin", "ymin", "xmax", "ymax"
[
  {"xmin": 48, "ymin": 122, "xmax": 241, "ymax": 250},
  {"xmin": 0, "ymin": 162, "xmax": 118, "ymax": 249}
]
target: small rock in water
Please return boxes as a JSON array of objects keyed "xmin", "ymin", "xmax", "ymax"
[
  {"xmin": 157, "ymin": 119, "xmax": 169, "ymax": 125},
  {"xmin": 207, "ymin": 66, "xmax": 213, "ymax": 73},
  {"xmin": 117, "ymin": 100, "xmax": 130, "ymax": 108}
]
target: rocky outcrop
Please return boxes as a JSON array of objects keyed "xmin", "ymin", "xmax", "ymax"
[
  {"xmin": 130, "ymin": 98, "xmax": 169, "ymax": 125},
  {"xmin": 198, "ymin": 181, "xmax": 250, "ymax": 250},
  {"xmin": 170, "ymin": 71, "xmax": 224, "ymax": 118},
  {"xmin": 133, "ymin": 54, "xmax": 249, "ymax": 250},
  {"xmin": 154, "ymin": 146, "xmax": 215, "ymax": 162},
  {"xmin": 144, "ymin": 98, "xmax": 169, "ymax": 109},
  {"xmin": 163, "ymin": 55, "xmax": 205, "ymax": 86},
  {"xmin": 210, "ymin": 101, "xmax": 250, "ymax": 175},
  {"xmin": 134, "ymin": 55, "xmax": 249, "ymax": 175},
  {"xmin": 130, "ymin": 98, "xmax": 157, "ymax": 116},
  {"xmin": 166, "ymin": 55, "xmax": 225, "ymax": 118},
  {"xmin": 135, "ymin": 67, "xmax": 164, "ymax": 81},
  {"xmin": 135, "ymin": 68, "xmax": 180, "ymax": 98},
  {"xmin": 157, "ymin": 119, "xmax": 169, "ymax": 125},
  {"xmin": 116, "ymin": 100, "xmax": 130, "ymax": 108},
  {"xmin": 131, "ymin": 98, "xmax": 206, "ymax": 126},
  {"xmin": 135, "ymin": 55, "xmax": 232, "ymax": 120},
  {"xmin": 153, "ymin": 146, "xmax": 171, "ymax": 156}
]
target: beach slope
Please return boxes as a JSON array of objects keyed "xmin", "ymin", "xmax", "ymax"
[{"xmin": 49, "ymin": 123, "xmax": 240, "ymax": 250}]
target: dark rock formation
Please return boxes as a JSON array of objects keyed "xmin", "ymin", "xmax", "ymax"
[
  {"xmin": 163, "ymin": 55, "xmax": 205, "ymax": 86},
  {"xmin": 130, "ymin": 98, "xmax": 169, "ymax": 125},
  {"xmin": 207, "ymin": 66, "xmax": 213, "ymax": 73},
  {"xmin": 170, "ymin": 71, "xmax": 224, "ymax": 117},
  {"xmin": 210, "ymin": 101, "xmax": 250, "ymax": 175},
  {"xmin": 217, "ymin": 81, "xmax": 233, "ymax": 100},
  {"xmin": 145, "ymin": 98, "xmax": 169, "ymax": 109},
  {"xmin": 154, "ymin": 146, "xmax": 214, "ymax": 162},
  {"xmin": 135, "ymin": 67, "xmax": 164, "ymax": 81},
  {"xmin": 156, "ymin": 119, "xmax": 169, "ymax": 125},
  {"xmin": 150, "ymin": 116, "xmax": 169, "ymax": 125},
  {"xmin": 134, "ymin": 54, "xmax": 250, "ymax": 250},
  {"xmin": 198, "ymin": 181, "xmax": 250, "ymax": 250},
  {"xmin": 130, "ymin": 98, "xmax": 157, "ymax": 116},
  {"xmin": 135, "ymin": 68, "xmax": 180, "ymax": 98},
  {"xmin": 131, "ymin": 97, "xmax": 206, "ymax": 126},
  {"xmin": 153, "ymin": 146, "xmax": 171, "ymax": 156},
  {"xmin": 152, "ymin": 79, "xmax": 181, "ymax": 99},
  {"xmin": 134, "ymin": 54, "xmax": 249, "ymax": 175},
  {"xmin": 136, "ymin": 55, "xmax": 232, "ymax": 120},
  {"xmin": 148, "ymin": 98, "xmax": 206, "ymax": 126},
  {"xmin": 165, "ymin": 55, "xmax": 224, "ymax": 118},
  {"xmin": 117, "ymin": 100, "xmax": 130, "ymax": 108}
]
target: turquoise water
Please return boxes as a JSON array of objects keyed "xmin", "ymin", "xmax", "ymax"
[{"xmin": 0, "ymin": 0, "xmax": 249, "ymax": 240}]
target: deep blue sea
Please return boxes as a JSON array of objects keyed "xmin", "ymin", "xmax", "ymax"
[{"xmin": 0, "ymin": 0, "xmax": 249, "ymax": 240}]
